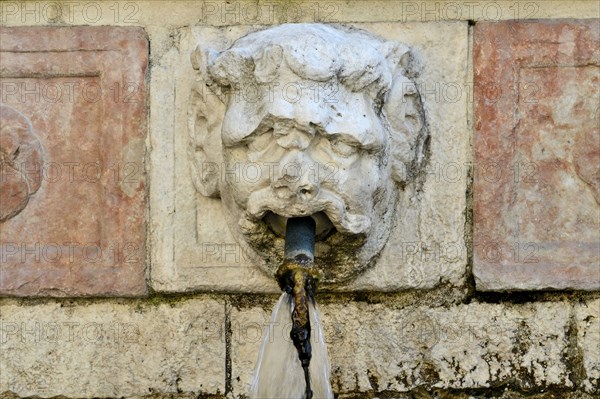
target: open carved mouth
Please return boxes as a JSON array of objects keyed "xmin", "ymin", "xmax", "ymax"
[{"xmin": 263, "ymin": 211, "xmax": 337, "ymax": 241}]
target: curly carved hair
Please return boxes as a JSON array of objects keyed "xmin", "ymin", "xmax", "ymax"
[{"xmin": 204, "ymin": 23, "xmax": 414, "ymax": 104}]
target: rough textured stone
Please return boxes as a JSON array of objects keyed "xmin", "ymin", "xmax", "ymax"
[
  {"xmin": 230, "ymin": 303, "xmax": 275, "ymax": 396},
  {"xmin": 151, "ymin": 21, "xmax": 469, "ymax": 293},
  {"xmin": 0, "ymin": 4, "xmax": 597, "ymax": 399},
  {"xmin": 576, "ymin": 298, "xmax": 600, "ymax": 393},
  {"xmin": 0, "ymin": 27, "xmax": 148, "ymax": 296},
  {"xmin": 230, "ymin": 300, "xmax": 571, "ymax": 395},
  {"xmin": 473, "ymin": 20, "xmax": 600, "ymax": 291},
  {"xmin": 0, "ymin": 298, "xmax": 225, "ymax": 397}
]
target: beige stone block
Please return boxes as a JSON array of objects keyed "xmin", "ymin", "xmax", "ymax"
[
  {"xmin": 230, "ymin": 304, "xmax": 275, "ymax": 395},
  {"xmin": 576, "ymin": 298, "xmax": 600, "ymax": 393},
  {"xmin": 322, "ymin": 301, "xmax": 571, "ymax": 392},
  {"xmin": 0, "ymin": 298, "xmax": 225, "ymax": 397},
  {"xmin": 230, "ymin": 300, "xmax": 571, "ymax": 395},
  {"xmin": 0, "ymin": 1, "xmax": 598, "ymax": 27}
]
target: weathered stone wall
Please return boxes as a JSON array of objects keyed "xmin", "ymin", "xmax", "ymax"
[{"xmin": 1, "ymin": 1, "xmax": 599, "ymax": 398}]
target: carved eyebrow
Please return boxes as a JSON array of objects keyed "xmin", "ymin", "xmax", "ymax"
[
  {"xmin": 321, "ymin": 129, "xmax": 383, "ymax": 150},
  {"xmin": 252, "ymin": 121, "xmax": 274, "ymax": 136},
  {"xmin": 233, "ymin": 116, "xmax": 306, "ymax": 145},
  {"xmin": 232, "ymin": 117, "xmax": 382, "ymax": 151},
  {"xmin": 237, "ymin": 119, "xmax": 274, "ymax": 144},
  {"xmin": 326, "ymin": 133, "xmax": 364, "ymax": 147}
]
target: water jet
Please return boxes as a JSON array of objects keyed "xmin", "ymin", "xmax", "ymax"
[
  {"xmin": 276, "ymin": 217, "xmax": 321, "ymax": 399},
  {"xmin": 189, "ymin": 22, "xmax": 428, "ymax": 398}
]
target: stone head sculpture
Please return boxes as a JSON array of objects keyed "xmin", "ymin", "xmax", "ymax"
[{"xmin": 188, "ymin": 23, "xmax": 428, "ymax": 283}]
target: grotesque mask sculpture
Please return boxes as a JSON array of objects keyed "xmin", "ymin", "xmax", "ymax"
[{"xmin": 189, "ymin": 24, "xmax": 427, "ymax": 284}]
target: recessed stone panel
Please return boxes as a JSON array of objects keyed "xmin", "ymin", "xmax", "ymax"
[
  {"xmin": 473, "ymin": 20, "xmax": 600, "ymax": 291},
  {"xmin": 0, "ymin": 27, "xmax": 148, "ymax": 296}
]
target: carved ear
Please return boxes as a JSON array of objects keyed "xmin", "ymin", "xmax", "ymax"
[
  {"xmin": 381, "ymin": 42, "xmax": 411, "ymax": 75},
  {"xmin": 207, "ymin": 47, "xmax": 255, "ymax": 89},
  {"xmin": 191, "ymin": 45, "xmax": 226, "ymax": 101},
  {"xmin": 382, "ymin": 45, "xmax": 428, "ymax": 185},
  {"xmin": 188, "ymin": 45, "xmax": 226, "ymax": 198}
]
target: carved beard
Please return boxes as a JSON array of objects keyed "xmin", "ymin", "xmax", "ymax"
[
  {"xmin": 237, "ymin": 214, "xmax": 369, "ymax": 284},
  {"xmin": 219, "ymin": 178, "xmax": 397, "ymax": 284}
]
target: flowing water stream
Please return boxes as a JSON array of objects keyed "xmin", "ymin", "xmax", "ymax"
[{"xmin": 249, "ymin": 292, "xmax": 334, "ymax": 398}]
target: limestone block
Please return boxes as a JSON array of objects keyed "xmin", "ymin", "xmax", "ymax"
[
  {"xmin": 576, "ymin": 298, "xmax": 600, "ymax": 393},
  {"xmin": 230, "ymin": 301, "xmax": 571, "ymax": 395},
  {"xmin": 0, "ymin": 298, "xmax": 225, "ymax": 397},
  {"xmin": 230, "ymin": 304, "xmax": 275, "ymax": 395}
]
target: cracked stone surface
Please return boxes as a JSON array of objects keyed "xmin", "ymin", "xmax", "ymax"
[
  {"xmin": 0, "ymin": 27, "xmax": 148, "ymax": 297},
  {"xmin": 230, "ymin": 300, "xmax": 571, "ymax": 395},
  {"xmin": 0, "ymin": 298, "xmax": 225, "ymax": 397},
  {"xmin": 473, "ymin": 20, "xmax": 600, "ymax": 291},
  {"xmin": 576, "ymin": 298, "xmax": 600, "ymax": 394}
]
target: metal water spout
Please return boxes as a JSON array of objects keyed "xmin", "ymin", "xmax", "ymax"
[{"xmin": 276, "ymin": 217, "xmax": 322, "ymax": 399}]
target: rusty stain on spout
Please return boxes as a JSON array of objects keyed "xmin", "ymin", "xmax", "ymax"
[{"xmin": 276, "ymin": 216, "xmax": 322, "ymax": 399}]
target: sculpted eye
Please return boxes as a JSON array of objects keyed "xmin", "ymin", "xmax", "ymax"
[
  {"xmin": 330, "ymin": 139, "xmax": 358, "ymax": 157},
  {"xmin": 247, "ymin": 129, "xmax": 273, "ymax": 152}
]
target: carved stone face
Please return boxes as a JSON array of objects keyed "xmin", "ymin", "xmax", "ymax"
[{"xmin": 189, "ymin": 24, "xmax": 427, "ymax": 283}]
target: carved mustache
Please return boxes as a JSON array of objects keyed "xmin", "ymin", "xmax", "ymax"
[{"xmin": 245, "ymin": 186, "xmax": 371, "ymax": 235}]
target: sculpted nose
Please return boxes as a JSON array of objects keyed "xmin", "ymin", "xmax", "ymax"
[
  {"xmin": 272, "ymin": 158, "xmax": 320, "ymax": 201},
  {"xmin": 297, "ymin": 181, "xmax": 318, "ymax": 201},
  {"xmin": 276, "ymin": 129, "xmax": 311, "ymax": 150},
  {"xmin": 273, "ymin": 179, "xmax": 319, "ymax": 201}
]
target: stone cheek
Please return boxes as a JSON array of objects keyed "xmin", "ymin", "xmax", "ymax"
[
  {"xmin": 0, "ymin": 27, "xmax": 148, "ymax": 297},
  {"xmin": 473, "ymin": 20, "xmax": 600, "ymax": 291}
]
